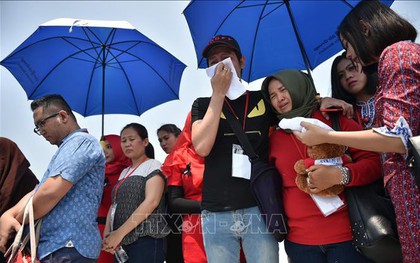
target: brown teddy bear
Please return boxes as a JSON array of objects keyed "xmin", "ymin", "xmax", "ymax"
[
  {"xmin": 294, "ymin": 143, "xmax": 352, "ymax": 197},
  {"xmin": 278, "ymin": 117, "xmax": 352, "ymax": 197}
]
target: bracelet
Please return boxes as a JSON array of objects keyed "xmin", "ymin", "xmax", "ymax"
[{"xmin": 339, "ymin": 166, "xmax": 351, "ymax": 185}]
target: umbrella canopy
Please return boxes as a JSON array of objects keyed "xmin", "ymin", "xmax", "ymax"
[
  {"xmin": 184, "ymin": 0, "xmax": 394, "ymax": 83},
  {"xmin": 1, "ymin": 18, "xmax": 186, "ymax": 135}
]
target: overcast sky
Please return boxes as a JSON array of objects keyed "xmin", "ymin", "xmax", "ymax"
[{"xmin": 1, "ymin": 0, "xmax": 419, "ymax": 177}]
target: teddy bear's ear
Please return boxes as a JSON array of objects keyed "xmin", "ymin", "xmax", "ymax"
[{"xmin": 294, "ymin": 160, "xmax": 307, "ymax": 174}]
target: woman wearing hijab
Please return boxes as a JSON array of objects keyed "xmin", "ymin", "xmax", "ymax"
[
  {"xmin": 260, "ymin": 70, "xmax": 381, "ymax": 263},
  {"xmin": 97, "ymin": 135, "xmax": 131, "ymax": 263},
  {"xmin": 0, "ymin": 137, "xmax": 39, "ymax": 263}
]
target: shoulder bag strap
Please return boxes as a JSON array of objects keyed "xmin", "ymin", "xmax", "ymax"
[
  {"xmin": 222, "ymin": 103, "xmax": 258, "ymax": 160},
  {"xmin": 5, "ymin": 196, "xmax": 32, "ymax": 263},
  {"xmin": 330, "ymin": 112, "xmax": 341, "ymax": 131},
  {"xmin": 27, "ymin": 196, "xmax": 39, "ymax": 262},
  {"xmin": 5, "ymin": 190, "xmax": 41, "ymax": 263}
]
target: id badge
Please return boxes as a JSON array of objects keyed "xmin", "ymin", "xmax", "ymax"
[
  {"xmin": 232, "ymin": 144, "xmax": 251, "ymax": 180},
  {"xmin": 110, "ymin": 203, "xmax": 117, "ymax": 231}
]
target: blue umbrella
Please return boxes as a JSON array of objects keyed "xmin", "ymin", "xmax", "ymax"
[
  {"xmin": 184, "ymin": 0, "xmax": 393, "ymax": 83},
  {"xmin": 1, "ymin": 18, "xmax": 186, "ymax": 135}
]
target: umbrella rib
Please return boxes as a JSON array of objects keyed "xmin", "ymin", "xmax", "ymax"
[
  {"xmin": 102, "ymin": 40, "xmax": 141, "ymax": 65},
  {"xmin": 284, "ymin": 0, "xmax": 313, "ymax": 75},
  {"xmin": 246, "ymin": 1, "xmax": 285, "ymax": 81},
  {"xmin": 237, "ymin": 1, "xmax": 283, "ymax": 9},
  {"xmin": 81, "ymin": 27, "xmax": 118, "ymax": 117},
  {"xmin": 113, "ymin": 43, "xmax": 179, "ymax": 98},
  {"xmin": 342, "ymin": 0, "xmax": 355, "ymax": 9},
  {"xmin": 27, "ymin": 46, "xmax": 101, "ymax": 99},
  {"xmin": 97, "ymin": 27, "xmax": 119, "ymax": 64},
  {"xmin": 105, "ymin": 48, "xmax": 142, "ymax": 115},
  {"xmin": 83, "ymin": 48, "xmax": 104, "ymax": 116},
  {"xmin": 1, "ymin": 36, "xmax": 101, "ymax": 62},
  {"xmin": 107, "ymin": 41, "xmax": 181, "ymax": 114},
  {"xmin": 260, "ymin": 2, "xmax": 283, "ymax": 20},
  {"xmin": 197, "ymin": 0, "xmax": 246, "ymax": 68},
  {"xmin": 60, "ymin": 37, "xmax": 102, "ymax": 62},
  {"xmin": 245, "ymin": 0, "xmax": 269, "ymax": 82},
  {"xmin": 81, "ymin": 27, "xmax": 105, "ymax": 60}
]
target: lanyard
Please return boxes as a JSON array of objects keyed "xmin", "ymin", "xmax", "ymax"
[
  {"xmin": 112, "ymin": 161, "xmax": 142, "ymax": 204},
  {"xmin": 224, "ymin": 91, "xmax": 249, "ymax": 130},
  {"xmin": 291, "ymin": 133, "xmax": 306, "ymax": 159}
]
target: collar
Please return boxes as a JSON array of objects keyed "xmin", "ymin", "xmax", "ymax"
[{"xmin": 59, "ymin": 128, "xmax": 88, "ymax": 146}]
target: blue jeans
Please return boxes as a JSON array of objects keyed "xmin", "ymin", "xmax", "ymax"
[
  {"xmin": 41, "ymin": 247, "xmax": 96, "ymax": 263},
  {"xmin": 118, "ymin": 236, "xmax": 166, "ymax": 263},
  {"xmin": 285, "ymin": 239, "xmax": 374, "ymax": 263},
  {"xmin": 201, "ymin": 206, "xmax": 279, "ymax": 263}
]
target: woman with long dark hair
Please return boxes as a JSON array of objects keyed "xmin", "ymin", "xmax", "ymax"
[{"xmin": 297, "ymin": 1, "xmax": 419, "ymax": 261}]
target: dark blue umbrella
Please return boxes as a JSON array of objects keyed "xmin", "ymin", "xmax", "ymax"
[
  {"xmin": 1, "ymin": 18, "xmax": 186, "ymax": 135},
  {"xmin": 184, "ymin": 0, "xmax": 393, "ymax": 82}
]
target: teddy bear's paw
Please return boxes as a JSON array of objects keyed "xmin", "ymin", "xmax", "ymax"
[{"xmin": 295, "ymin": 174, "xmax": 312, "ymax": 194}]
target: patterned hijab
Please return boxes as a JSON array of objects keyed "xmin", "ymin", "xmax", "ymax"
[
  {"xmin": 103, "ymin": 134, "xmax": 131, "ymax": 175},
  {"xmin": 261, "ymin": 70, "xmax": 318, "ymax": 121}
]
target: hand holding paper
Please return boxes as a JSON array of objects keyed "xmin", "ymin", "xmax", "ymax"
[{"xmin": 206, "ymin": 57, "xmax": 246, "ymax": 100}]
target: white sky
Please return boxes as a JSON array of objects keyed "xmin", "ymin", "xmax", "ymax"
[{"xmin": 1, "ymin": 1, "xmax": 419, "ymax": 261}]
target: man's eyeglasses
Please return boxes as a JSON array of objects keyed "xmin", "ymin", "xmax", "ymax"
[{"xmin": 33, "ymin": 112, "xmax": 60, "ymax": 135}]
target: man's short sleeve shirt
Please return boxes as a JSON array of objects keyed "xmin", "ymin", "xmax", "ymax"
[{"xmin": 38, "ymin": 130, "xmax": 105, "ymax": 260}]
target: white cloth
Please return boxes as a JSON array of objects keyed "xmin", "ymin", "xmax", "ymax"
[
  {"xmin": 206, "ymin": 57, "xmax": 246, "ymax": 100},
  {"xmin": 279, "ymin": 117, "xmax": 333, "ymax": 132}
]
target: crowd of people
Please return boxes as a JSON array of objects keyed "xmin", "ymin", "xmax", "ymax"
[{"xmin": 0, "ymin": 1, "xmax": 418, "ymax": 263}]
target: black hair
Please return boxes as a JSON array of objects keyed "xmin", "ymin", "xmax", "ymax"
[
  {"xmin": 121, "ymin": 123, "xmax": 148, "ymax": 140},
  {"xmin": 339, "ymin": 0, "xmax": 417, "ymax": 65},
  {"xmin": 330, "ymin": 52, "xmax": 377, "ymax": 104},
  {"xmin": 157, "ymin": 124, "xmax": 181, "ymax": 138},
  {"xmin": 206, "ymin": 50, "xmax": 242, "ymax": 67},
  {"xmin": 121, "ymin": 123, "xmax": 155, "ymax": 159},
  {"xmin": 30, "ymin": 94, "xmax": 76, "ymax": 120},
  {"xmin": 145, "ymin": 142, "xmax": 155, "ymax": 159}
]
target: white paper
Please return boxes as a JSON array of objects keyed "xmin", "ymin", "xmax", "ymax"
[
  {"xmin": 310, "ymin": 194, "xmax": 344, "ymax": 217},
  {"xmin": 231, "ymin": 144, "xmax": 251, "ymax": 180},
  {"xmin": 205, "ymin": 57, "xmax": 246, "ymax": 100}
]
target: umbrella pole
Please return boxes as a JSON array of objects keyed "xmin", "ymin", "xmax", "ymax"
[
  {"xmin": 284, "ymin": 0, "xmax": 313, "ymax": 80},
  {"xmin": 101, "ymin": 44, "xmax": 106, "ymax": 137}
]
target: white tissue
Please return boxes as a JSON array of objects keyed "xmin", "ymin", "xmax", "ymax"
[
  {"xmin": 205, "ymin": 57, "xmax": 246, "ymax": 100},
  {"xmin": 279, "ymin": 117, "xmax": 333, "ymax": 132}
]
